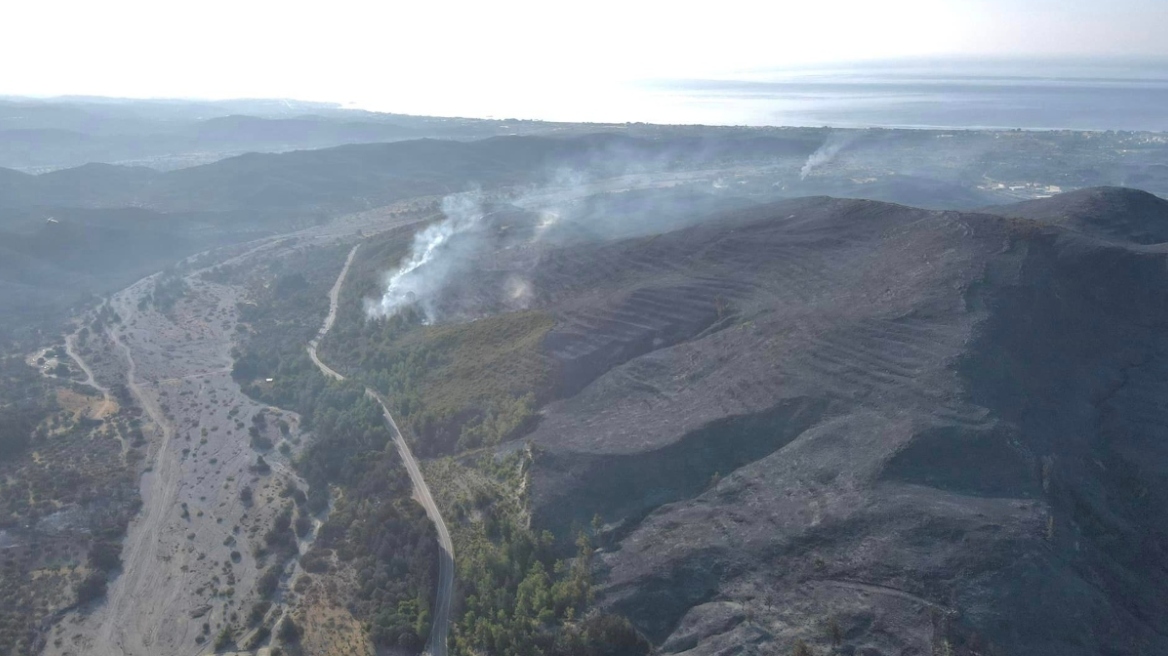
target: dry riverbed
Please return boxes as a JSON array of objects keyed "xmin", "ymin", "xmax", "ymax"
[
  {"xmin": 44, "ymin": 274, "xmax": 311, "ymax": 655},
  {"xmin": 40, "ymin": 201, "xmax": 433, "ymax": 656}
]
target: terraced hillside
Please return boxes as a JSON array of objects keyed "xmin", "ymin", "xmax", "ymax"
[{"xmin": 337, "ymin": 187, "xmax": 1168, "ymax": 656}]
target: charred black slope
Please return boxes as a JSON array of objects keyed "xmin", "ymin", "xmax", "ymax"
[
  {"xmin": 477, "ymin": 189, "xmax": 1168, "ymax": 656},
  {"xmin": 0, "ymin": 133, "xmax": 805, "ymax": 342},
  {"xmin": 990, "ymin": 186, "xmax": 1168, "ymax": 244}
]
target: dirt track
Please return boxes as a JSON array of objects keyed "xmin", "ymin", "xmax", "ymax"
[
  {"xmin": 42, "ymin": 209, "xmax": 422, "ymax": 656},
  {"xmin": 307, "ymin": 243, "xmax": 360, "ymax": 382},
  {"xmin": 63, "ymin": 328, "xmax": 116, "ymax": 422},
  {"xmin": 45, "ymin": 271, "xmax": 300, "ymax": 656},
  {"xmin": 93, "ymin": 286, "xmax": 182, "ymax": 653}
]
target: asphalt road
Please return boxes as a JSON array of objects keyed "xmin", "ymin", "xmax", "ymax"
[
  {"xmin": 370, "ymin": 390, "xmax": 455, "ymax": 656},
  {"xmin": 308, "ymin": 242, "xmax": 454, "ymax": 656}
]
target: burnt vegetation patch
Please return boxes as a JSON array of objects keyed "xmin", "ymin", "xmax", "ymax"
[
  {"xmin": 0, "ymin": 347, "xmax": 140, "ymax": 654},
  {"xmin": 182, "ymin": 184, "xmax": 1168, "ymax": 656},
  {"xmin": 532, "ymin": 397, "xmax": 832, "ymax": 541},
  {"xmin": 880, "ymin": 425, "xmax": 1040, "ymax": 499}
]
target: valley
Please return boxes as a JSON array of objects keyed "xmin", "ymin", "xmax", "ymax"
[
  {"xmin": 2, "ymin": 106, "xmax": 1168, "ymax": 656},
  {"xmin": 37, "ymin": 203, "xmax": 433, "ymax": 655}
]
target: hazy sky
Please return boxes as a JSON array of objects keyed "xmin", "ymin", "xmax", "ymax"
[{"xmin": 5, "ymin": 0, "xmax": 1167, "ymax": 118}]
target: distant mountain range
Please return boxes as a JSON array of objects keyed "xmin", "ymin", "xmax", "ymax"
[
  {"xmin": 0, "ymin": 96, "xmax": 572, "ymax": 171},
  {"xmin": 0, "ymin": 133, "xmax": 820, "ymax": 214},
  {"xmin": 2, "ymin": 119, "xmax": 1167, "ymax": 352},
  {"xmin": 0, "ymin": 132, "xmax": 819, "ymax": 342}
]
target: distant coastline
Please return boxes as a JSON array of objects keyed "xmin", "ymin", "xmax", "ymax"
[{"xmin": 637, "ymin": 59, "xmax": 1168, "ymax": 132}]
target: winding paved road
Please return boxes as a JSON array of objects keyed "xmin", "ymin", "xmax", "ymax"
[{"xmin": 308, "ymin": 243, "xmax": 455, "ymax": 656}]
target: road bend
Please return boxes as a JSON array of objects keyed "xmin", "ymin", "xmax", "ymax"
[{"xmin": 307, "ymin": 243, "xmax": 454, "ymax": 656}]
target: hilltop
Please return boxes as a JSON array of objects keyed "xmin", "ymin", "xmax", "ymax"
[
  {"xmin": 0, "ymin": 133, "xmax": 813, "ymax": 341},
  {"xmin": 991, "ymin": 185, "xmax": 1168, "ymax": 244},
  {"xmin": 326, "ymin": 187, "xmax": 1168, "ymax": 656}
]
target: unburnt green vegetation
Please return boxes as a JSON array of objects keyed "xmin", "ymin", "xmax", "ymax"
[
  {"xmin": 320, "ymin": 232, "xmax": 554, "ymax": 457},
  {"xmin": 426, "ymin": 454, "xmax": 650, "ymax": 656},
  {"xmin": 138, "ymin": 271, "xmax": 189, "ymax": 316},
  {"xmin": 324, "ymin": 308, "xmax": 553, "ymax": 457},
  {"xmin": 233, "ymin": 237, "xmax": 650, "ymax": 654},
  {"xmin": 0, "ymin": 355, "xmax": 51, "ymax": 460},
  {"xmin": 230, "ymin": 245, "xmax": 438, "ymax": 650}
]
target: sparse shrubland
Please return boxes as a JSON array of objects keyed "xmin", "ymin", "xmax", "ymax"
[
  {"xmin": 138, "ymin": 271, "xmax": 189, "ymax": 316},
  {"xmin": 0, "ymin": 348, "xmax": 141, "ymax": 654}
]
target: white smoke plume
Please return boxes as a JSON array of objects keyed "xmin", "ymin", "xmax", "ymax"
[
  {"xmin": 801, "ymin": 132, "xmax": 856, "ymax": 180},
  {"xmin": 504, "ymin": 275, "xmax": 534, "ymax": 310},
  {"xmin": 363, "ymin": 151, "xmax": 753, "ymax": 325},
  {"xmin": 364, "ymin": 190, "xmax": 486, "ymax": 322}
]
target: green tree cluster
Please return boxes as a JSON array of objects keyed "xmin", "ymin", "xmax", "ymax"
[
  {"xmin": 229, "ymin": 246, "xmax": 440, "ymax": 651},
  {"xmin": 455, "ymin": 526, "xmax": 646, "ymax": 656}
]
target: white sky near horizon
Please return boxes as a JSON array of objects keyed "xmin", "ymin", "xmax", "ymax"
[{"xmin": 4, "ymin": 0, "xmax": 1167, "ymax": 120}]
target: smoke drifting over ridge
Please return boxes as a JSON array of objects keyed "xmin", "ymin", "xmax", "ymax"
[
  {"xmin": 364, "ymin": 191, "xmax": 488, "ymax": 323},
  {"xmin": 363, "ymin": 165, "xmax": 758, "ymax": 325},
  {"xmin": 359, "ymin": 126, "xmax": 1042, "ymax": 326},
  {"xmin": 361, "ymin": 129, "xmax": 1014, "ymax": 326},
  {"xmin": 801, "ymin": 132, "xmax": 856, "ymax": 179}
]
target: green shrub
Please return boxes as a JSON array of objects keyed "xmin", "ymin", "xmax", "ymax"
[{"xmin": 76, "ymin": 572, "xmax": 107, "ymax": 604}]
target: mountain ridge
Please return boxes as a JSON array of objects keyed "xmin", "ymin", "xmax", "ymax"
[
  {"xmin": 988, "ymin": 185, "xmax": 1168, "ymax": 244},
  {"xmin": 413, "ymin": 187, "xmax": 1168, "ymax": 656}
]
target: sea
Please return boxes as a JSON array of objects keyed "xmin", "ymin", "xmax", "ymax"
[{"xmin": 504, "ymin": 59, "xmax": 1168, "ymax": 132}]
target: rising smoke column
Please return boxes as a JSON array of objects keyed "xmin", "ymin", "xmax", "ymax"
[
  {"xmin": 365, "ymin": 191, "xmax": 485, "ymax": 322},
  {"xmin": 801, "ymin": 132, "xmax": 856, "ymax": 180},
  {"xmin": 363, "ymin": 159, "xmax": 743, "ymax": 324}
]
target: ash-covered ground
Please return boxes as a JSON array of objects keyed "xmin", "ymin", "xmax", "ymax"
[{"xmin": 363, "ymin": 186, "xmax": 1168, "ymax": 656}]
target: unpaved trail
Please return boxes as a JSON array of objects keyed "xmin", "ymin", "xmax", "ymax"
[
  {"xmin": 46, "ymin": 273, "xmax": 315, "ymax": 656},
  {"xmin": 90, "ymin": 287, "xmax": 184, "ymax": 653},
  {"xmin": 64, "ymin": 329, "xmax": 114, "ymax": 417},
  {"xmin": 307, "ymin": 243, "xmax": 360, "ymax": 381},
  {"xmin": 42, "ymin": 204, "xmax": 434, "ymax": 656},
  {"xmin": 308, "ymin": 242, "xmax": 454, "ymax": 656},
  {"xmin": 816, "ymin": 580, "xmax": 950, "ymax": 613}
]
